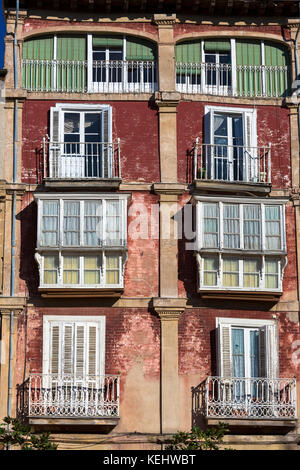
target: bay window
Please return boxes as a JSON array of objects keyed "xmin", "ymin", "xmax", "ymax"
[
  {"xmin": 35, "ymin": 193, "xmax": 129, "ymax": 290},
  {"xmin": 195, "ymin": 197, "xmax": 287, "ymax": 292}
]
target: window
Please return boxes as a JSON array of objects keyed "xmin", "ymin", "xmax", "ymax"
[
  {"xmin": 203, "ymin": 105, "xmax": 258, "ymax": 183},
  {"xmin": 195, "ymin": 197, "xmax": 287, "ymax": 292},
  {"xmin": 216, "ymin": 317, "xmax": 279, "ymax": 379},
  {"xmin": 35, "ymin": 194, "xmax": 129, "ymax": 289},
  {"xmin": 49, "ymin": 103, "xmax": 113, "ymax": 179},
  {"xmin": 22, "ymin": 34, "xmax": 157, "ymax": 93},
  {"xmin": 43, "ymin": 315, "xmax": 105, "ymax": 378},
  {"xmin": 175, "ymin": 38, "xmax": 290, "ymax": 98}
]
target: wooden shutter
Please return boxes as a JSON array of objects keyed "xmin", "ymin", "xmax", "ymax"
[
  {"xmin": 259, "ymin": 324, "xmax": 279, "ymax": 378},
  {"xmin": 175, "ymin": 40, "xmax": 201, "ymax": 74},
  {"xmin": 88, "ymin": 326, "xmax": 97, "ymax": 376},
  {"xmin": 236, "ymin": 40, "xmax": 262, "ymax": 96},
  {"xmin": 264, "ymin": 41, "xmax": 290, "ymax": 97},
  {"xmin": 204, "ymin": 40, "xmax": 231, "ymax": 52},
  {"xmin": 93, "ymin": 35, "xmax": 123, "ymax": 48},
  {"xmin": 48, "ymin": 320, "xmax": 102, "ymax": 377},
  {"xmin": 49, "ymin": 107, "xmax": 60, "ymax": 178},
  {"xmin": 22, "ymin": 37, "xmax": 54, "ymax": 90},
  {"xmin": 50, "ymin": 107, "xmax": 60, "ymax": 142},
  {"xmin": 102, "ymin": 107, "xmax": 111, "ymax": 178},
  {"xmin": 50, "ymin": 324, "xmax": 60, "ymax": 375},
  {"xmin": 126, "ymin": 37, "xmax": 156, "ymax": 61},
  {"xmin": 56, "ymin": 36, "xmax": 87, "ymax": 91},
  {"xmin": 217, "ymin": 324, "xmax": 232, "ymax": 377}
]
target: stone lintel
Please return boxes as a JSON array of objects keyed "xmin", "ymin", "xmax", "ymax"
[{"xmin": 0, "ymin": 297, "xmax": 26, "ymax": 313}]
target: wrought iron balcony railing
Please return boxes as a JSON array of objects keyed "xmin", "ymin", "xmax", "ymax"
[
  {"xmin": 193, "ymin": 139, "xmax": 271, "ymax": 185},
  {"xmin": 206, "ymin": 376, "xmax": 297, "ymax": 420},
  {"xmin": 27, "ymin": 374, "xmax": 120, "ymax": 418},
  {"xmin": 176, "ymin": 62, "xmax": 290, "ymax": 98},
  {"xmin": 22, "ymin": 59, "xmax": 157, "ymax": 93},
  {"xmin": 43, "ymin": 138, "xmax": 121, "ymax": 180}
]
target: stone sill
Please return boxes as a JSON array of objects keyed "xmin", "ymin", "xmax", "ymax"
[
  {"xmin": 207, "ymin": 418, "xmax": 297, "ymax": 429},
  {"xmin": 39, "ymin": 288, "xmax": 123, "ymax": 298},
  {"xmin": 194, "ymin": 180, "xmax": 271, "ymax": 195},
  {"xmin": 29, "ymin": 416, "xmax": 120, "ymax": 431},
  {"xmin": 44, "ymin": 178, "xmax": 122, "ymax": 190},
  {"xmin": 199, "ymin": 290, "xmax": 282, "ymax": 301}
]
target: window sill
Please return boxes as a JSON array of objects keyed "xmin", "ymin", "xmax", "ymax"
[
  {"xmin": 206, "ymin": 417, "xmax": 297, "ymax": 430},
  {"xmin": 38, "ymin": 288, "xmax": 124, "ymax": 298},
  {"xmin": 28, "ymin": 416, "xmax": 120, "ymax": 432},
  {"xmin": 198, "ymin": 289, "xmax": 282, "ymax": 301},
  {"xmin": 43, "ymin": 178, "xmax": 122, "ymax": 190},
  {"xmin": 194, "ymin": 179, "xmax": 271, "ymax": 195}
]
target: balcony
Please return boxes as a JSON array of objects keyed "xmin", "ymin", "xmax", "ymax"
[
  {"xmin": 43, "ymin": 138, "xmax": 121, "ymax": 188},
  {"xmin": 193, "ymin": 140, "xmax": 271, "ymax": 193},
  {"xmin": 21, "ymin": 374, "xmax": 120, "ymax": 427},
  {"xmin": 22, "ymin": 59, "xmax": 157, "ymax": 94},
  {"xmin": 176, "ymin": 63, "xmax": 290, "ymax": 98},
  {"xmin": 205, "ymin": 376, "xmax": 297, "ymax": 428}
]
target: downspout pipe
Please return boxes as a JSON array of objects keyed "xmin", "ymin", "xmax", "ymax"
[{"xmin": 7, "ymin": 1, "xmax": 19, "ymax": 435}]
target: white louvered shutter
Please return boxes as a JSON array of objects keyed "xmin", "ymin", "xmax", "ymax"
[
  {"xmin": 49, "ymin": 107, "xmax": 60, "ymax": 178},
  {"xmin": 259, "ymin": 324, "xmax": 279, "ymax": 378},
  {"xmin": 102, "ymin": 107, "xmax": 111, "ymax": 178},
  {"xmin": 49, "ymin": 320, "xmax": 101, "ymax": 378},
  {"xmin": 217, "ymin": 324, "xmax": 232, "ymax": 378}
]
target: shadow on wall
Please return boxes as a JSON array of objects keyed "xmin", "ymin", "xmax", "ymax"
[{"xmin": 17, "ymin": 199, "xmax": 39, "ymax": 297}]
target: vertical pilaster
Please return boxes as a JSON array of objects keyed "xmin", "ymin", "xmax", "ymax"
[{"xmin": 154, "ymin": 14, "xmax": 176, "ymax": 92}]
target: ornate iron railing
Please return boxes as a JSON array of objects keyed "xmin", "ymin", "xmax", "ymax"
[
  {"xmin": 176, "ymin": 62, "xmax": 290, "ymax": 98},
  {"xmin": 206, "ymin": 376, "xmax": 297, "ymax": 420},
  {"xmin": 28, "ymin": 374, "xmax": 120, "ymax": 418},
  {"xmin": 43, "ymin": 138, "xmax": 121, "ymax": 180},
  {"xmin": 21, "ymin": 59, "xmax": 157, "ymax": 93},
  {"xmin": 193, "ymin": 139, "xmax": 271, "ymax": 184}
]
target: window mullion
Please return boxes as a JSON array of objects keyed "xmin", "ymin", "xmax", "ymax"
[
  {"xmin": 261, "ymin": 203, "xmax": 265, "ymax": 251},
  {"xmin": 219, "ymin": 201, "xmax": 223, "ymax": 249},
  {"xmin": 80, "ymin": 200, "xmax": 84, "ymax": 246}
]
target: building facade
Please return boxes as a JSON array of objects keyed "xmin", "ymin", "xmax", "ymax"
[{"xmin": 0, "ymin": 0, "xmax": 300, "ymax": 450}]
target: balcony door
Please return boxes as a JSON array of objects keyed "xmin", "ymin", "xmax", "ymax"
[
  {"xmin": 92, "ymin": 46, "xmax": 123, "ymax": 93},
  {"xmin": 213, "ymin": 113, "xmax": 244, "ymax": 181},
  {"xmin": 49, "ymin": 105, "xmax": 111, "ymax": 179},
  {"xmin": 43, "ymin": 316, "xmax": 105, "ymax": 417},
  {"xmin": 204, "ymin": 106, "xmax": 257, "ymax": 183},
  {"xmin": 203, "ymin": 51, "xmax": 232, "ymax": 94}
]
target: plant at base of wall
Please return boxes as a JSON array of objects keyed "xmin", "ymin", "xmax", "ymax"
[
  {"xmin": 0, "ymin": 417, "xmax": 57, "ymax": 450},
  {"xmin": 165, "ymin": 422, "xmax": 230, "ymax": 450}
]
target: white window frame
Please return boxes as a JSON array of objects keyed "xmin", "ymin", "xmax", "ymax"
[
  {"xmin": 43, "ymin": 315, "xmax": 106, "ymax": 378},
  {"xmin": 204, "ymin": 105, "xmax": 257, "ymax": 183},
  {"xmin": 216, "ymin": 317, "xmax": 279, "ymax": 379},
  {"xmin": 35, "ymin": 193, "xmax": 129, "ymax": 290},
  {"xmin": 194, "ymin": 196, "xmax": 287, "ymax": 292}
]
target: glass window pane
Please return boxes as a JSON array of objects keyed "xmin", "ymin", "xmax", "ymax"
[
  {"xmin": 265, "ymin": 205, "xmax": 281, "ymax": 250},
  {"xmin": 84, "ymin": 255, "xmax": 101, "ymax": 284},
  {"xmin": 42, "ymin": 201, "xmax": 59, "ymax": 246},
  {"xmin": 223, "ymin": 204, "xmax": 240, "ymax": 248},
  {"xmin": 44, "ymin": 255, "xmax": 58, "ymax": 284},
  {"xmin": 265, "ymin": 259, "xmax": 279, "ymax": 289},
  {"xmin": 243, "ymin": 259, "xmax": 260, "ymax": 288},
  {"xmin": 84, "ymin": 200, "xmax": 102, "ymax": 246},
  {"xmin": 203, "ymin": 257, "xmax": 218, "ymax": 286},
  {"xmin": 232, "ymin": 328, "xmax": 245, "ymax": 378},
  {"xmin": 250, "ymin": 330, "xmax": 259, "ymax": 378},
  {"xmin": 106, "ymin": 200, "xmax": 122, "ymax": 246},
  {"xmin": 63, "ymin": 256, "xmax": 79, "ymax": 284},
  {"xmin": 63, "ymin": 201, "xmax": 80, "ymax": 246},
  {"xmin": 223, "ymin": 258, "xmax": 239, "ymax": 287},
  {"xmin": 203, "ymin": 203, "xmax": 218, "ymax": 248},
  {"xmin": 244, "ymin": 204, "xmax": 261, "ymax": 250},
  {"xmin": 106, "ymin": 254, "xmax": 120, "ymax": 285}
]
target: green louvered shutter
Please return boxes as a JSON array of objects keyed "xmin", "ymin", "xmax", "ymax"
[
  {"xmin": 22, "ymin": 37, "xmax": 54, "ymax": 90},
  {"xmin": 264, "ymin": 41, "xmax": 290, "ymax": 97},
  {"xmin": 236, "ymin": 40, "xmax": 262, "ymax": 97},
  {"xmin": 204, "ymin": 40, "xmax": 231, "ymax": 52},
  {"xmin": 93, "ymin": 35, "xmax": 123, "ymax": 48},
  {"xmin": 56, "ymin": 36, "xmax": 87, "ymax": 92},
  {"xmin": 175, "ymin": 40, "xmax": 201, "ymax": 75},
  {"xmin": 126, "ymin": 37, "xmax": 156, "ymax": 60}
]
